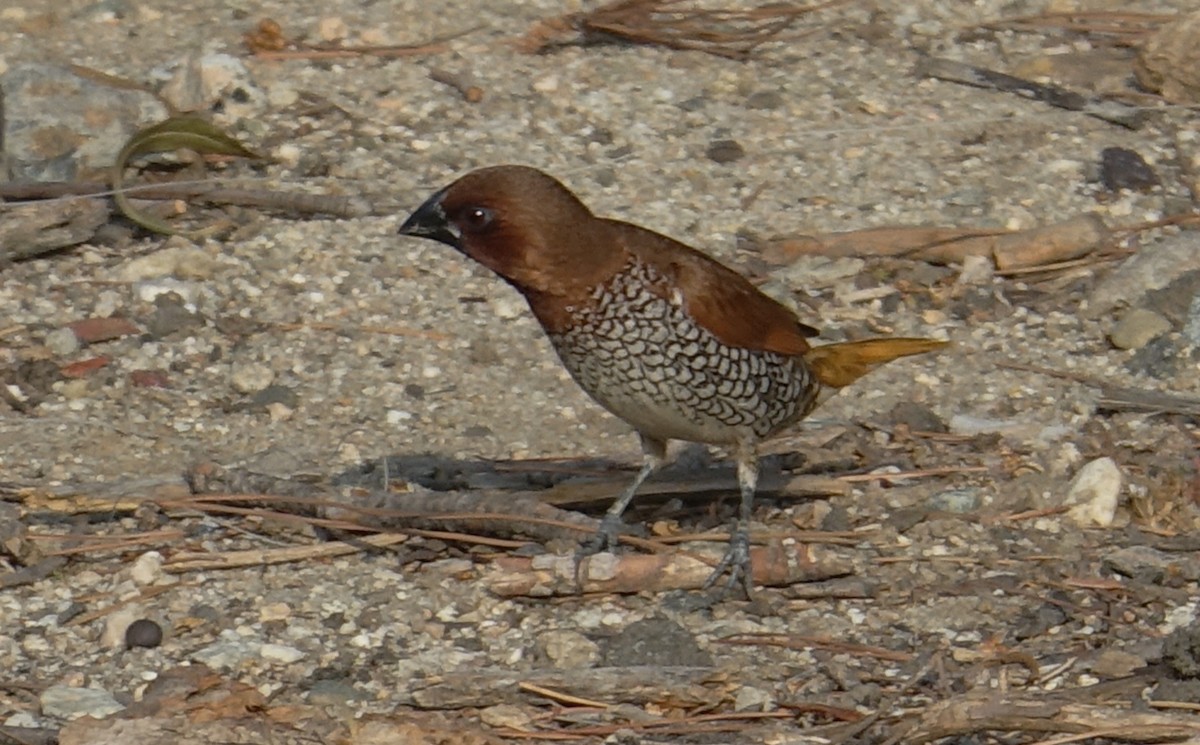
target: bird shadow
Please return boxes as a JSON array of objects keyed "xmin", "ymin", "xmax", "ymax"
[{"xmin": 331, "ymin": 445, "xmax": 813, "ymax": 521}]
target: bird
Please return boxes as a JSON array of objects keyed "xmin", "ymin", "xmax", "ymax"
[{"xmin": 398, "ymin": 165, "xmax": 946, "ymax": 597}]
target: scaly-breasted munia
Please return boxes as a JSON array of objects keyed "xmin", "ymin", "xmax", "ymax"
[{"xmin": 399, "ymin": 165, "xmax": 945, "ymax": 597}]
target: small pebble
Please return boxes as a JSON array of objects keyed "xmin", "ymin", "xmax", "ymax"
[
  {"xmin": 40, "ymin": 685, "xmax": 125, "ymax": 719},
  {"xmin": 45, "ymin": 327, "xmax": 81, "ymax": 356},
  {"xmin": 1109, "ymin": 308, "xmax": 1171, "ymax": 350},
  {"xmin": 260, "ymin": 643, "xmax": 306, "ymax": 664},
  {"xmin": 1065, "ymin": 457, "xmax": 1123, "ymax": 527},
  {"xmin": 1100, "ymin": 147, "xmax": 1160, "ymax": 192},
  {"xmin": 125, "ymin": 619, "xmax": 164, "ymax": 649},
  {"xmin": 538, "ymin": 629, "xmax": 600, "ymax": 669},
  {"xmin": 130, "ymin": 551, "xmax": 165, "ymax": 585},
  {"xmin": 230, "ymin": 362, "xmax": 276, "ymax": 395},
  {"xmin": 928, "ymin": 488, "xmax": 982, "ymax": 513},
  {"xmin": 706, "ymin": 138, "xmax": 745, "ymax": 164}
]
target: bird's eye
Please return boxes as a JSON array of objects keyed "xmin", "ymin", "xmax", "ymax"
[{"xmin": 461, "ymin": 206, "xmax": 494, "ymax": 231}]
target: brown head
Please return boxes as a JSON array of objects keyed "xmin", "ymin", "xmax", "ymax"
[{"xmin": 398, "ymin": 165, "xmax": 627, "ymax": 295}]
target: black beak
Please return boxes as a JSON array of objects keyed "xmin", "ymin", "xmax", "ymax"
[{"xmin": 398, "ymin": 187, "xmax": 460, "ymax": 248}]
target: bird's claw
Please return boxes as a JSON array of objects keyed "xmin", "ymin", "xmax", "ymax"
[
  {"xmin": 702, "ymin": 530, "xmax": 755, "ymax": 600},
  {"xmin": 573, "ymin": 514, "xmax": 625, "ymax": 590}
]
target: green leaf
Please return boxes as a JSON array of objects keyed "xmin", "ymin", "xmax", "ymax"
[{"xmin": 111, "ymin": 116, "xmax": 263, "ymax": 238}]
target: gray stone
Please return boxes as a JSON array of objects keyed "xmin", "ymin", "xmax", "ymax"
[
  {"xmin": 1087, "ymin": 233, "xmax": 1200, "ymax": 319},
  {"xmin": 601, "ymin": 618, "xmax": 712, "ymax": 667},
  {"xmin": 44, "ymin": 328, "xmax": 80, "ymax": 356},
  {"xmin": 156, "ymin": 52, "xmax": 264, "ymax": 116},
  {"xmin": 1, "ymin": 63, "xmax": 167, "ymax": 181},
  {"xmin": 40, "ymin": 685, "xmax": 125, "ymax": 719},
  {"xmin": 1103, "ymin": 545, "xmax": 1200, "ymax": 584},
  {"xmin": 1184, "ymin": 294, "xmax": 1200, "ymax": 346},
  {"xmin": 231, "ymin": 362, "xmax": 276, "ymax": 395},
  {"xmin": 307, "ymin": 679, "xmax": 362, "ymax": 706},
  {"xmin": 1109, "ymin": 308, "xmax": 1171, "ymax": 350},
  {"xmin": 192, "ymin": 631, "xmax": 259, "ymax": 669},
  {"xmin": 537, "ymin": 629, "xmax": 600, "ymax": 669},
  {"xmin": 928, "ymin": 488, "xmax": 982, "ymax": 513}
]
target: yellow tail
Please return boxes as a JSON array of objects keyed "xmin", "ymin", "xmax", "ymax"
[{"xmin": 805, "ymin": 338, "xmax": 948, "ymax": 388}]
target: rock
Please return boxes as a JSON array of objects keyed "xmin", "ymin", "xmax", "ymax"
[
  {"xmin": 125, "ymin": 619, "xmax": 164, "ymax": 649},
  {"xmin": 1086, "ymin": 233, "xmax": 1200, "ymax": 319},
  {"xmin": 538, "ymin": 629, "xmax": 599, "ymax": 669},
  {"xmin": 251, "ymin": 385, "xmax": 299, "ymax": 410},
  {"xmin": 117, "ymin": 241, "xmax": 218, "ymax": 282},
  {"xmin": 40, "ymin": 685, "xmax": 125, "ymax": 719},
  {"xmin": 129, "ymin": 551, "xmax": 165, "ymax": 585},
  {"xmin": 193, "ymin": 630, "xmax": 260, "ymax": 669},
  {"xmin": 231, "ymin": 362, "xmax": 276, "ymax": 395},
  {"xmin": 1099, "ymin": 147, "xmax": 1160, "ymax": 192},
  {"xmin": 145, "ymin": 293, "xmax": 203, "ymax": 339},
  {"xmin": 1, "ymin": 63, "xmax": 167, "ymax": 181},
  {"xmin": 1184, "ymin": 294, "xmax": 1200, "ymax": 346},
  {"xmin": 1126, "ymin": 335, "xmax": 1196, "ymax": 380},
  {"xmin": 260, "ymin": 643, "xmax": 305, "ymax": 664},
  {"xmin": 928, "ymin": 488, "xmax": 982, "ymax": 513},
  {"xmin": 134, "ymin": 278, "xmax": 201, "ymax": 306},
  {"xmin": 1144, "ymin": 269, "xmax": 1200, "ymax": 327},
  {"xmin": 746, "ymin": 90, "xmax": 784, "ymax": 110},
  {"xmin": 307, "ymin": 679, "xmax": 361, "ymax": 706},
  {"xmin": 157, "ymin": 52, "xmax": 263, "ymax": 115},
  {"xmin": 44, "ymin": 328, "xmax": 81, "ymax": 356},
  {"xmin": 1090, "ymin": 648, "xmax": 1147, "ymax": 678},
  {"xmin": 706, "ymin": 139, "xmax": 745, "ymax": 164},
  {"xmin": 956, "ymin": 254, "xmax": 994, "ymax": 285},
  {"xmin": 1109, "ymin": 308, "xmax": 1171, "ymax": 350},
  {"xmin": 1104, "ymin": 545, "xmax": 1200, "ymax": 584},
  {"xmin": 316, "ymin": 16, "xmax": 349, "ymax": 42},
  {"xmin": 479, "ymin": 704, "xmax": 535, "ymax": 730},
  {"xmin": 259, "ymin": 602, "xmax": 292, "ymax": 622},
  {"xmin": 1135, "ymin": 9, "xmax": 1200, "ymax": 104},
  {"xmin": 531, "ymin": 75, "xmax": 559, "ymax": 93},
  {"xmin": 1163, "ymin": 620, "xmax": 1200, "ymax": 678},
  {"xmin": 1065, "ymin": 457, "xmax": 1123, "ymax": 527},
  {"xmin": 601, "ymin": 618, "xmax": 712, "ymax": 667},
  {"xmin": 948, "ymin": 414, "xmax": 1067, "ymax": 443},
  {"xmin": 888, "ymin": 401, "xmax": 948, "ymax": 433},
  {"xmin": 733, "ymin": 685, "xmax": 774, "ymax": 711}
]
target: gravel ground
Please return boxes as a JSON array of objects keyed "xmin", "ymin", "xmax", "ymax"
[{"xmin": 1, "ymin": 0, "xmax": 1198, "ymax": 742}]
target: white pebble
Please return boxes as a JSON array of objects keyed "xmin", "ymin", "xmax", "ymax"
[{"xmin": 1065, "ymin": 457, "xmax": 1123, "ymax": 527}]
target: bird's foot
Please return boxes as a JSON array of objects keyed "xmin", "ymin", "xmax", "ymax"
[
  {"xmin": 701, "ymin": 529, "xmax": 755, "ymax": 600},
  {"xmin": 573, "ymin": 514, "xmax": 625, "ymax": 590},
  {"xmin": 578, "ymin": 513, "xmax": 624, "ymax": 556}
]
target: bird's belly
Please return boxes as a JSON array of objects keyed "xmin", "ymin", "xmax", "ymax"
[{"xmin": 548, "ymin": 322, "xmax": 817, "ymax": 446}]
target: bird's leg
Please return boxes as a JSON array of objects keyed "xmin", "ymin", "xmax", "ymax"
[
  {"xmin": 703, "ymin": 445, "xmax": 758, "ymax": 599},
  {"xmin": 579, "ymin": 434, "xmax": 666, "ymax": 556}
]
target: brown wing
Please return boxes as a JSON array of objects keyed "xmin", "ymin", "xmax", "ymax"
[{"xmin": 606, "ymin": 220, "xmax": 817, "ymax": 356}]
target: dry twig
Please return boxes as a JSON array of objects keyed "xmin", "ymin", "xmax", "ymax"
[
  {"xmin": 244, "ymin": 17, "xmax": 475, "ymax": 60},
  {"xmin": 487, "ymin": 541, "xmax": 853, "ymax": 596}
]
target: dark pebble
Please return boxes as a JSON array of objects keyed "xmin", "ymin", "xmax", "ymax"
[
  {"xmin": 125, "ymin": 618, "xmax": 163, "ymax": 649},
  {"xmin": 706, "ymin": 139, "xmax": 745, "ymax": 164},
  {"xmin": 601, "ymin": 618, "xmax": 712, "ymax": 667},
  {"xmin": 1100, "ymin": 147, "xmax": 1160, "ymax": 192}
]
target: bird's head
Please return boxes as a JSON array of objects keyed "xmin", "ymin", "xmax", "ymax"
[{"xmin": 398, "ymin": 165, "xmax": 624, "ymax": 294}]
